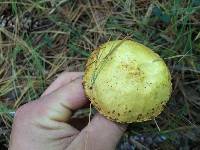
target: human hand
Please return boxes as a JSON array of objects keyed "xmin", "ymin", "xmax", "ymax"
[{"xmin": 9, "ymin": 72, "xmax": 126, "ymax": 150}]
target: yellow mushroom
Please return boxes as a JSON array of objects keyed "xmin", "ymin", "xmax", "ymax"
[{"xmin": 83, "ymin": 40, "xmax": 172, "ymax": 123}]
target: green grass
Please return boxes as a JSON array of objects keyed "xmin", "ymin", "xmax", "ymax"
[{"xmin": 0, "ymin": 0, "xmax": 200, "ymax": 149}]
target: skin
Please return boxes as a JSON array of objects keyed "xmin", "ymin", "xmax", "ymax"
[{"xmin": 9, "ymin": 72, "xmax": 126, "ymax": 150}]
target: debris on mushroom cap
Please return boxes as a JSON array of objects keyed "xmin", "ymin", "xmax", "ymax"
[{"xmin": 83, "ymin": 40, "xmax": 172, "ymax": 123}]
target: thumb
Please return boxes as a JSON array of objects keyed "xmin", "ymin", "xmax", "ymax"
[{"xmin": 68, "ymin": 114, "xmax": 127, "ymax": 150}]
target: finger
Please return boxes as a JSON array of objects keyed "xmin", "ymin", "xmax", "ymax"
[
  {"xmin": 67, "ymin": 114, "xmax": 127, "ymax": 150},
  {"xmin": 12, "ymin": 75, "xmax": 87, "ymax": 147},
  {"xmin": 42, "ymin": 72, "xmax": 83, "ymax": 96},
  {"xmin": 37, "ymin": 78, "xmax": 88, "ymax": 122}
]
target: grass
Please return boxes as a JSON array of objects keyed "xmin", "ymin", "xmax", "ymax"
[{"xmin": 0, "ymin": 0, "xmax": 200, "ymax": 149}]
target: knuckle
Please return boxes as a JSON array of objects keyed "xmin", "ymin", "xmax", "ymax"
[
  {"xmin": 14, "ymin": 102, "xmax": 35, "ymax": 120},
  {"xmin": 14, "ymin": 104, "xmax": 27, "ymax": 119}
]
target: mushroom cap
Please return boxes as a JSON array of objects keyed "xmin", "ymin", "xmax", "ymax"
[{"xmin": 83, "ymin": 40, "xmax": 172, "ymax": 123}]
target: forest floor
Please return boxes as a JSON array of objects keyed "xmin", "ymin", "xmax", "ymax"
[{"xmin": 0, "ymin": 0, "xmax": 200, "ymax": 149}]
